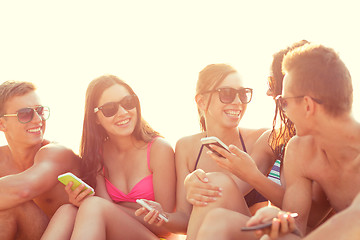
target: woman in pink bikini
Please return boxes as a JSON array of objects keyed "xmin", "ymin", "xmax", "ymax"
[{"xmin": 42, "ymin": 75, "xmax": 176, "ymax": 240}]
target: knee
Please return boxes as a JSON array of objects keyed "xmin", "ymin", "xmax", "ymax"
[
  {"xmin": 56, "ymin": 204, "xmax": 78, "ymax": 216},
  {"xmin": 206, "ymin": 172, "xmax": 237, "ymax": 192},
  {"xmin": 78, "ymin": 196, "xmax": 109, "ymax": 215},
  {"xmin": 200, "ymin": 208, "xmax": 230, "ymax": 232}
]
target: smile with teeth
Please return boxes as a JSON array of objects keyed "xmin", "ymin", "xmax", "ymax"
[
  {"xmin": 224, "ymin": 110, "xmax": 241, "ymax": 117},
  {"xmin": 116, "ymin": 119, "xmax": 130, "ymax": 126},
  {"xmin": 27, "ymin": 127, "xmax": 42, "ymax": 133}
]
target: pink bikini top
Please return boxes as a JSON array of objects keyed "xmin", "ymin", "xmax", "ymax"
[{"xmin": 104, "ymin": 139, "xmax": 156, "ymax": 203}]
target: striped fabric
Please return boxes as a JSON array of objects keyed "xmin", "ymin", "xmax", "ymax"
[{"xmin": 268, "ymin": 159, "xmax": 281, "ymax": 185}]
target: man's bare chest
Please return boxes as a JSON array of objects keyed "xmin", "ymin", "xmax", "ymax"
[
  {"xmin": 34, "ymin": 182, "xmax": 69, "ymax": 217},
  {"xmin": 310, "ymin": 165, "xmax": 360, "ymax": 211}
]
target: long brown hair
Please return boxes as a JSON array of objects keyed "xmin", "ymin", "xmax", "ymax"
[
  {"xmin": 80, "ymin": 75, "xmax": 160, "ymax": 187},
  {"xmin": 195, "ymin": 64, "xmax": 237, "ymax": 131},
  {"xmin": 268, "ymin": 40, "xmax": 308, "ymax": 160}
]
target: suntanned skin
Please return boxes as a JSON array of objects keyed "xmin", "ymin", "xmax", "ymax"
[
  {"xmin": 245, "ymin": 69, "xmax": 360, "ymax": 240},
  {"xmin": 0, "ymin": 90, "xmax": 80, "ymax": 239}
]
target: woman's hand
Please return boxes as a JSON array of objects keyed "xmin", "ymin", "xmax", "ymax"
[
  {"xmin": 208, "ymin": 144, "xmax": 259, "ymax": 182},
  {"xmin": 64, "ymin": 182, "xmax": 94, "ymax": 207},
  {"xmin": 134, "ymin": 199, "xmax": 168, "ymax": 226},
  {"xmin": 184, "ymin": 169, "xmax": 222, "ymax": 206}
]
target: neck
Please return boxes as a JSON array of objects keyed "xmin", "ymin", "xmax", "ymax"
[
  {"xmin": 7, "ymin": 141, "xmax": 43, "ymax": 171},
  {"xmin": 312, "ymin": 114, "xmax": 360, "ymax": 155},
  {"xmin": 205, "ymin": 126, "xmax": 240, "ymax": 145},
  {"xmin": 107, "ymin": 134, "xmax": 140, "ymax": 153}
]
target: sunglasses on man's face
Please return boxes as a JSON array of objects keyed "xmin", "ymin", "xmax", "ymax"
[
  {"xmin": 94, "ymin": 94, "xmax": 138, "ymax": 117},
  {"xmin": 204, "ymin": 87, "xmax": 253, "ymax": 104},
  {"xmin": 0, "ymin": 106, "xmax": 50, "ymax": 124},
  {"xmin": 275, "ymin": 95, "xmax": 322, "ymax": 112}
]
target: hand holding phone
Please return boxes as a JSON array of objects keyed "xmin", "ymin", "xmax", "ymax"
[
  {"xmin": 58, "ymin": 172, "xmax": 95, "ymax": 195},
  {"xmin": 136, "ymin": 199, "xmax": 169, "ymax": 222},
  {"xmin": 241, "ymin": 213, "xmax": 298, "ymax": 231},
  {"xmin": 200, "ymin": 136, "xmax": 230, "ymax": 157}
]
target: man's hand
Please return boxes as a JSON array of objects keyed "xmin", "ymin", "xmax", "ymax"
[{"xmin": 247, "ymin": 206, "xmax": 299, "ymax": 239}]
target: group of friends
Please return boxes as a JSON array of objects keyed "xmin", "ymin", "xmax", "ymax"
[{"xmin": 0, "ymin": 41, "xmax": 359, "ymax": 240}]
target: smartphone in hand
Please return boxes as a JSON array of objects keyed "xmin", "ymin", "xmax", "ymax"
[
  {"xmin": 200, "ymin": 136, "xmax": 230, "ymax": 157},
  {"xmin": 241, "ymin": 213, "xmax": 298, "ymax": 231},
  {"xmin": 136, "ymin": 199, "xmax": 169, "ymax": 222},
  {"xmin": 58, "ymin": 172, "xmax": 95, "ymax": 195}
]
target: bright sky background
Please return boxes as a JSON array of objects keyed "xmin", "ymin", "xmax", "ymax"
[{"xmin": 1, "ymin": 0, "xmax": 359, "ymax": 153}]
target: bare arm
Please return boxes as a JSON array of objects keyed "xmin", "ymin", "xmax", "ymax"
[
  {"xmin": 160, "ymin": 137, "xmax": 194, "ymax": 234},
  {"xmin": 209, "ymin": 130, "xmax": 285, "ymax": 206},
  {"xmin": 281, "ymin": 137, "xmax": 313, "ymax": 236},
  {"xmin": 0, "ymin": 143, "xmax": 80, "ymax": 210},
  {"xmin": 303, "ymin": 192, "xmax": 360, "ymax": 240},
  {"xmin": 137, "ymin": 137, "xmax": 194, "ymax": 234},
  {"xmin": 151, "ymin": 138, "xmax": 176, "ymax": 213}
]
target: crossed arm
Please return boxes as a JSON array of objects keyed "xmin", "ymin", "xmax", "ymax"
[{"xmin": 0, "ymin": 143, "xmax": 80, "ymax": 210}]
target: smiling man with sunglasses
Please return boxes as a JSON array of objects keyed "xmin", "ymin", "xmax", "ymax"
[
  {"xmin": 247, "ymin": 43, "xmax": 360, "ymax": 239},
  {"xmin": 0, "ymin": 81, "xmax": 80, "ymax": 239}
]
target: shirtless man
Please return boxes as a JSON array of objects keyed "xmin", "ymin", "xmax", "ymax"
[
  {"xmin": 195, "ymin": 43, "xmax": 360, "ymax": 240},
  {"xmin": 244, "ymin": 43, "xmax": 360, "ymax": 239},
  {"xmin": 0, "ymin": 81, "xmax": 80, "ymax": 239}
]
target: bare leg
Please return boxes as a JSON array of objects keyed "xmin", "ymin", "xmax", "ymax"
[
  {"xmin": 196, "ymin": 208, "xmax": 256, "ymax": 240},
  {"xmin": 70, "ymin": 196, "xmax": 161, "ymax": 240},
  {"xmin": 186, "ymin": 172, "xmax": 251, "ymax": 240},
  {"xmin": 41, "ymin": 204, "xmax": 78, "ymax": 240},
  {"xmin": 0, "ymin": 200, "xmax": 49, "ymax": 240}
]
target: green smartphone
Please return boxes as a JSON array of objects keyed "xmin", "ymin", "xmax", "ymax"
[{"xmin": 58, "ymin": 172, "xmax": 95, "ymax": 195}]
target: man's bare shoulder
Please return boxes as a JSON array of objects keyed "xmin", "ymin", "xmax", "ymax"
[
  {"xmin": 35, "ymin": 141, "xmax": 81, "ymax": 166},
  {"xmin": 285, "ymin": 135, "xmax": 318, "ymax": 164},
  {"xmin": 287, "ymin": 135, "xmax": 317, "ymax": 150}
]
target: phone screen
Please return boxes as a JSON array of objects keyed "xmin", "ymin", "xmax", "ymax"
[{"xmin": 241, "ymin": 221, "xmax": 272, "ymax": 231}]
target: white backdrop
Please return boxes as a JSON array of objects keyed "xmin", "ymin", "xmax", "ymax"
[{"xmin": 1, "ymin": 0, "xmax": 359, "ymax": 153}]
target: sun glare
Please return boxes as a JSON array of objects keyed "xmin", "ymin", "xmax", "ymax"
[{"xmin": 1, "ymin": 1, "xmax": 359, "ymax": 153}]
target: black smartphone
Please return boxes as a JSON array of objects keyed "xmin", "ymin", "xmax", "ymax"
[
  {"xmin": 241, "ymin": 213, "xmax": 298, "ymax": 231},
  {"xmin": 200, "ymin": 136, "xmax": 230, "ymax": 157}
]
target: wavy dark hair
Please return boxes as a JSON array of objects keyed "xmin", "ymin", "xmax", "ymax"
[
  {"xmin": 80, "ymin": 75, "xmax": 160, "ymax": 187},
  {"xmin": 268, "ymin": 40, "xmax": 309, "ymax": 160}
]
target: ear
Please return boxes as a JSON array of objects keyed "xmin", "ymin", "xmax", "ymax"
[
  {"xmin": 195, "ymin": 94, "xmax": 207, "ymax": 111},
  {"xmin": 0, "ymin": 118, "xmax": 6, "ymax": 132},
  {"xmin": 303, "ymin": 96, "xmax": 316, "ymax": 117}
]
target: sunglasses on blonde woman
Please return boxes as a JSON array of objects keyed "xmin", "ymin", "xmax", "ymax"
[
  {"xmin": 203, "ymin": 87, "xmax": 253, "ymax": 104},
  {"xmin": 0, "ymin": 106, "xmax": 50, "ymax": 124},
  {"xmin": 94, "ymin": 94, "xmax": 138, "ymax": 117}
]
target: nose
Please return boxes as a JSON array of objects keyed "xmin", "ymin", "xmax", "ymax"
[
  {"xmin": 32, "ymin": 109, "xmax": 43, "ymax": 123},
  {"xmin": 116, "ymin": 104, "xmax": 128, "ymax": 115},
  {"xmin": 232, "ymin": 93, "xmax": 243, "ymax": 104}
]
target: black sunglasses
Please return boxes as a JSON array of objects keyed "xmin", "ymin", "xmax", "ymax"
[
  {"xmin": 0, "ymin": 106, "xmax": 50, "ymax": 124},
  {"xmin": 203, "ymin": 87, "xmax": 253, "ymax": 104},
  {"xmin": 94, "ymin": 94, "xmax": 138, "ymax": 117},
  {"xmin": 276, "ymin": 95, "xmax": 322, "ymax": 112}
]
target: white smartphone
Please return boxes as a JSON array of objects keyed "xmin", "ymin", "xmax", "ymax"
[
  {"xmin": 58, "ymin": 172, "xmax": 95, "ymax": 195},
  {"xmin": 136, "ymin": 199, "xmax": 169, "ymax": 222},
  {"xmin": 241, "ymin": 213, "xmax": 298, "ymax": 231},
  {"xmin": 200, "ymin": 136, "xmax": 230, "ymax": 157}
]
